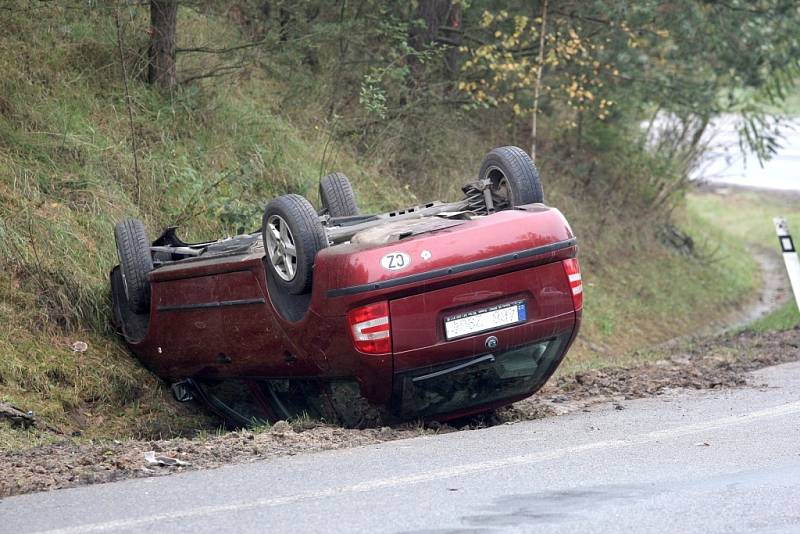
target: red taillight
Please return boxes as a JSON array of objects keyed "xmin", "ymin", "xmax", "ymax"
[
  {"xmin": 563, "ymin": 258, "xmax": 583, "ymax": 310},
  {"xmin": 347, "ymin": 301, "xmax": 391, "ymax": 354}
]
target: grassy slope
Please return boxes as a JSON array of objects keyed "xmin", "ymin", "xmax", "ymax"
[
  {"xmin": 0, "ymin": 3, "xmax": 776, "ymax": 448},
  {"xmin": 556, "ymin": 193, "xmax": 760, "ymax": 374},
  {"xmin": 687, "ymin": 189, "xmax": 800, "ymax": 332},
  {"xmin": 0, "ymin": 4, "xmax": 414, "ymax": 447}
]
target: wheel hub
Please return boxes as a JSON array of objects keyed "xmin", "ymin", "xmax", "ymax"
[{"xmin": 265, "ymin": 214, "xmax": 298, "ymax": 282}]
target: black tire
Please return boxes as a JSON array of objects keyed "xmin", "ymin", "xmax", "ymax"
[
  {"xmin": 319, "ymin": 172, "xmax": 359, "ymax": 217},
  {"xmin": 478, "ymin": 146, "xmax": 544, "ymax": 209},
  {"xmin": 114, "ymin": 218, "xmax": 153, "ymax": 314},
  {"xmin": 262, "ymin": 194, "xmax": 327, "ymax": 294}
]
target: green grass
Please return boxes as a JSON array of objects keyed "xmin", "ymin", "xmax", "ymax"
[
  {"xmin": 748, "ymin": 300, "xmax": 800, "ymax": 332},
  {"xmin": 560, "ymin": 188, "xmax": 800, "ymax": 374},
  {"xmin": 689, "ymin": 188, "xmax": 800, "ymax": 334},
  {"xmin": 687, "ymin": 189, "xmax": 800, "ymax": 333},
  {"xmin": 557, "ymin": 188, "xmax": 762, "ymax": 373},
  {"xmin": 559, "ymin": 189, "xmax": 800, "ymax": 374},
  {"xmin": 686, "ymin": 190, "xmax": 800, "ymax": 246}
]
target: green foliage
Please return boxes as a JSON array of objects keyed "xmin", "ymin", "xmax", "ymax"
[
  {"xmin": 460, "ymin": 0, "xmax": 800, "ymax": 165},
  {"xmin": 359, "ymin": 71, "xmax": 390, "ymax": 119},
  {"xmin": 461, "ymin": 7, "xmax": 622, "ymax": 118}
]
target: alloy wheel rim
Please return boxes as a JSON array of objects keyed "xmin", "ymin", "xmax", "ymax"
[{"xmin": 265, "ymin": 214, "xmax": 298, "ymax": 281}]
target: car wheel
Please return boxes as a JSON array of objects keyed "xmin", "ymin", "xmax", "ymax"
[
  {"xmin": 262, "ymin": 194, "xmax": 328, "ymax": 294},
  {"xmin": 478, "ymin": 146, "xmax": 544, "ymax": 209},
  {"xmin": 319, "ymin": 172, "xmax": 359, "ymax": 217},
  {"xmin": 114, "ymin": 218, "xmax": 154, "ymax": 314}
]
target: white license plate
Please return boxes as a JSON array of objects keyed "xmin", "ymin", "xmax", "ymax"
[{"xmin": 444, "ymin": 300, "xmax": 527, "ymax": 340}]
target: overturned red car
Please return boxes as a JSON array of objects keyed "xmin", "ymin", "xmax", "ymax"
[{"xmin": 111, "ymin": 146, "xmax": 582, "ymax": 426}]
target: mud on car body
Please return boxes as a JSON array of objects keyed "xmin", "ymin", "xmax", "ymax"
[{"xmin": 110, "ymin": 146, "xmax": 583, "ymax": 426}]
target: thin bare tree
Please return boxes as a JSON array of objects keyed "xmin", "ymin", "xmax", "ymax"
[{"xmin": 530, "ymin": 0, "xmax": 548, "ymax": 161}]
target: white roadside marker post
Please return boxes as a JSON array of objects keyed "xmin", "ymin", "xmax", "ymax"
[{"xmin": 773, "ymin": 217, "xmax": 800, "ymax": 312}]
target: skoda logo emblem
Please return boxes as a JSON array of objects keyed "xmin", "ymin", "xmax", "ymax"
[{"xmin": 485, "ymin": 336, "xmax": 498, "ymax": 350}]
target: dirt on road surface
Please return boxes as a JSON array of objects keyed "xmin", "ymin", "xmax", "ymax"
[
  {"xmin": 505, "ymin": 328, "xmax": 799, "ymax": 421},
  {"xmin": 2, "ymin": 327, "xmax": 798, "ymax": 498}
]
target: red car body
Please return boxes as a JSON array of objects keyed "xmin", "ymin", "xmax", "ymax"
[{"xmin": 112, "ymin": 204, "xmax": 581, "ymax": 421}]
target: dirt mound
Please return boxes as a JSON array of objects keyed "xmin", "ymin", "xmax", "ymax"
[
  {"xmin": 503, "ymin": 328, "xmax": 800, "ymax": 421},
  {"xmin": 561, "ymin": 329, "xmax": 800, "ymax": 398},
  {"xmin": 0, "ymin": 423, "xmax": 428, "ymax": 498}
]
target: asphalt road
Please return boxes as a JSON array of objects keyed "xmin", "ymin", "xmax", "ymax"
[{"xmin": 3, "ymin": 361, "xmax": 800, "ymax": 534}]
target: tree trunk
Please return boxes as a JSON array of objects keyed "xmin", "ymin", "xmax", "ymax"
[
  {"xmin": 530, "ymin": 0, "xmax": 548, "ymax": 162},
  {"xmin": 443, "ymin": 4, "xmax": 462, "ymax": 76},
  {"xmin": 408, "ymin": 0, "xmax": 453, "ymax": 81},
  {"xmin": 148, "ymin": 0, "xmax": 177, "ymax": 91}
]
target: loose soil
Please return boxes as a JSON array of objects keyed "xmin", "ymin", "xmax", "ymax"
[{"xmin": 2, "ymin": 327, "xmax": 798, "ymax": 499}]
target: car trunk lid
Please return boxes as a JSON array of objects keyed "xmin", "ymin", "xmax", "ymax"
[
  {"xmin": 313, "ymin": 205, "xmax": 576, "ymax": 309},
  {"xmin": 389, "ymin": 259, "xmax": 576, "ymax": 372}
]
